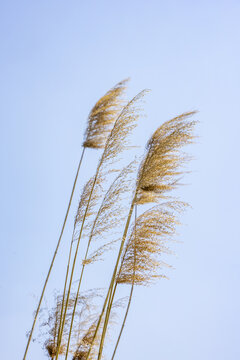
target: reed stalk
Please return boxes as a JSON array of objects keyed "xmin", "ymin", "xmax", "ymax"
[
  {"xmin": 55, "ymin": 170, "xmax": 100, "ymax": 360},
  {"xmin": 64, "ymin": 161, "xmax": 136, "ymax": 359},
  {"xmin": 96, "ymin": 197, "xmax": 136, "ymax": 360},
  {"xmin": 23, "ymin": 147, "xmax": 85, "ymax": 360},
  {"xmin": 24, "ymin": 78, "xmax": 128, "ymax": 360},
  {"xmin": 56, "ymin": 234, "xmax": 74, "ymax": 350},
  {"xmin": 111, "ymin": 205, "xmax": 137, "ymax": 360},
  {"xmin": 55, "ymin": 91, "xmax": 145, "ymax": 359},
  {"xmin": 64, "ymin": 235, "xmax": 91, "ymax": 359}
]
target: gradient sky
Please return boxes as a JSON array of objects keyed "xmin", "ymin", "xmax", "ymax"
[{"xmin": 1, "ymin": 1, "xmax": 240, "ymax": 359}]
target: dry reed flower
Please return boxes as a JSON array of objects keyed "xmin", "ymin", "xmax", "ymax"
[
  {"xmin": 73, "ymin": 316, "xmax": 104, "ymax": 360},
  {"xmin": 42, "ymin": 294, "xmax": 74, "ymax": 358},
  {"xmin": 99, "ymin": 90, "xmax": 148, "ymax": 173},
  {"xmin": 74, "ymin": 298, "xmax": 124, "ymax": 360},
  {"xmin": 117, "ymin": 204, "xmax": 185, "ymax": 286},
  {"xmin": 42, "ymin": 291, "xmax": 101, "ymax": 359},
  {"xmin": 73, "ymin": 175, "xmax": 103, "ymax": 242},
  {"xmin": 73, "ymin": 322, "xmax": 99, "ymax": 360},
  {"xmin": 84, "ymin": 160, "xmax": 137, "ymax": 265},
  {"xmin": 136, "ymin": 111, "xmax": 197, "ymax": 204},
  {"xmin": 74, "ymin": 177, "xmax": 102, "ymax": 226},
  {"xmin": 83, "ymin": 79, "xmax": 129, "ymax": 149}
]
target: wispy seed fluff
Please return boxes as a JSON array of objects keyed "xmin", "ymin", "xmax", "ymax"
[
  {"xmin": 83, "ymin": 79, "xmax": 129, "ymax": 149},
  {"xmin": 117, "ymin": 205, "xmax": 182, "ymax": 286},
  {"xmin": 136, "ymin": 111, "xmax": 197, "ymax": 204}
]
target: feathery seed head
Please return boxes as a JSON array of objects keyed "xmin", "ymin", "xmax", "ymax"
[
  {"xmin": 117, "ymin": 204, "xmax": 185, "ymax": 286},
  {"xmin": 83, "ymin": 79, "xmax": 129, "ymax": 149},
  {"xmin": 42, "ymin": 291, "xmax": 100, "ymax": 358},
  {"xmin": 73, "ymin": 316, "xmax": 103, "ymax": 360},
  {"xmin": 99, "ymin": 89, "xmax": 149, "ymax": 173},
  {"xmin": 82, "ymin": 161, "xmax": 137, "ymax": 266},
  {"xmin": 74, "ymin": 175, "xmax": 103, "ymax": 239},
  {"xmin": 136, "ymin": 111, "xmax": 197, "ymax": 205}
]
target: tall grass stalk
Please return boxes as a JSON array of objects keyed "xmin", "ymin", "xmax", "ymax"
[
  {"xmin": 55, "ymin": 91, "xmax": 145, "ymax": 359},
  {"xmin": 24, "ymin": 79, "xmax": 128, "ymax": 360},
  {"xmin": 111, "ymin": 205, "xmax": 137, "ymax": 360},
  {"xmin": 96, "ymin": 197, "xmax": 136, "ymax": 360},
  {"xmin": 23, "ymin": 147, "xmax": 85, "ymax": 360},
  {"xmin": 64, "ymin": 162, "xmax": 136, "ymax": 360},
  {"xmin": 84, "ymin": 194, "xmax": 136, "ymax": 360},
  {"xmin": 55, "ymin": 171, "xmax": 100, "ymax": 360}
]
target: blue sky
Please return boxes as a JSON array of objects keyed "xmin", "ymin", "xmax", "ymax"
[{"xmin": 0, "ymin": 1, "xmax": 240, "ymax": 359}]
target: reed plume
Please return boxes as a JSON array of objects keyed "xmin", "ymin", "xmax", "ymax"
[
  {"xmin": 84, "ymin": 160, "xmax": 137, "ymax": 264},
  {"xmin": 74, "ymin": 298, "xmax": 126, "ymax": 360},
  {"xmin": 83, "ymin": 79, "xmax": 129, "ymax": 149},
  {"xmin": 23, "ymin": 79, "xmax": 128, "ymax": 360},
  {"xmin": 41, "ymin": 290, "xmax": 101, "ymax": 359},
  {"xmin": 74, "ymin": 175, "xmax": 103, "ymax": 240},
  {"xmin": 136, "ymin": 111, "xmax": 196, "ymax": 204},
  {"xmin": 73, "ymin": 317, "xmax": 102, "ymax": 360},
  {"xmin": 117, "ymin": 203, "xmax": 186, "ymax": 286},
  {"xmin": 43, "ymin": 294, "xmax": 79, "ymax": 358}
]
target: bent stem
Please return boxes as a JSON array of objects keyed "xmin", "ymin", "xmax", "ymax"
[{"xmin": 23, "ymin": 147, "xmax": 86, "ymax": 360}]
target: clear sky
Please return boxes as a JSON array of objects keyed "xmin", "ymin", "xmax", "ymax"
[{"xmin": 0, "ymin": 1, "xmax": 240, "ymax": 359}]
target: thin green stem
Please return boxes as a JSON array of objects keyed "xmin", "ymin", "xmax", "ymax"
[{"xmin": 23, "ymin": 147, "xmax": 86, "ymax": 360}]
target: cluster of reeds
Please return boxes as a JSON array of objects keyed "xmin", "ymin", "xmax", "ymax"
[{"xmin": 23, "ymin": 79, "xmax": 196, "ymax": 359}]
